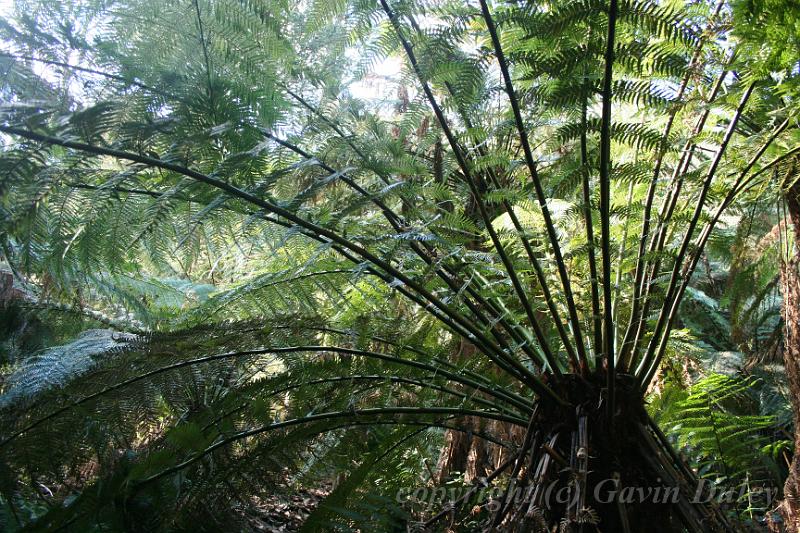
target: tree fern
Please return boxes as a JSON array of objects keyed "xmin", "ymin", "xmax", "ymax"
[{"xmin": 0, "ymin": 0, "xmax": 798, "ymax": 530}]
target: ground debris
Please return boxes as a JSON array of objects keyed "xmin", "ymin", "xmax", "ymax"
[{"xmin": 239, "ymin": 485, "xmax": 332, "ymax": 531}]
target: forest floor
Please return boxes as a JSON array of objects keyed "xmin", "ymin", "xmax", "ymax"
[{"xmin": 240, "ymin": 485, "xmax": 331, "ymax": 531}]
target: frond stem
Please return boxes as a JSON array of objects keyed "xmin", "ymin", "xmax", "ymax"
[
  {"xmin": 134, "ymin": 406, "xmax": 527, "ymax": 486},
  {"xmin": 599, "ymin": 0, "xmax": 619, "ymax": 420},
  {"xmin": 0, "ymin": 125, "xmax": 562, "ymax": 400},
  {"xmin": 636, "ymin": 83, "xmax": 756, "ymax": 387},
  {"xmin": 478, "ymin": 0, "xmax": 588, "ymax": 371},
  {"xmin": 380, "ymin": 0, "xmax": 563, "ymax": 375}
]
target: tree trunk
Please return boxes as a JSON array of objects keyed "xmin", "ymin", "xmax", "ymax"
[
  {"xmin": 433, "ymin": 339, "xmax": 488, "ymax": 484},
  {"xmin": 428, "ymin": 374, "xmax": 737, "ymax": 532},
  {"xmin": 771, "ymin": 257, "xmax": 800, "ymax": 532},
  {"xmin": 770, "ymin": 178, "xmax": 800, "ymax": 532},
  {"xmin": 434, "ymin": 339, "xmax": 522, "ymax": 484}
]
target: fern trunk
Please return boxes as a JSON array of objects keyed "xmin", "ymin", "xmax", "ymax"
[{"xmin": 427, "ymin": 375, "xmax": 737, "ymax": 532}]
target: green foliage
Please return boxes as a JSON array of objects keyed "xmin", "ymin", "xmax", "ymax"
[
  {"xmin": 732, "ymin": 0, "xmax": 800, "ymax": 96},
  {"xmin": 654, "ymin": 373, "xmax": 789, "ymax": 517},
  {"xmin": 0, "ymin": 0, "xmax": 797, "ymax": 529}
]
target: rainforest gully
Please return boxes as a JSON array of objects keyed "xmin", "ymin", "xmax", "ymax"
[{"xmin": 1, "ymin": 0, "xmax": 800, "ymax": 531}]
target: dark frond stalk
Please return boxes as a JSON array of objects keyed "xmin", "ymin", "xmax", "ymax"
[
  {"xmin": 731, "ymin": 143, "xmax": 800, "ymax": 198},
  {"xmin": 203, "ymin": 374, "xmax": 527, "ymax": 433},
  {"xmin": 486, "ymin": 180, "xmax": 581, "ymax": 368},
  {"xmin": 135, "ymin": 406, "xmax": 528, "ymax": 486},
  {"xmin": 637, "ymin": 83, "xmax": 756, "ymax": 387},
  {"xmin": 490, "ymin": 183, "xmax": 581, "ymax": 367},
  {"xmin": 690, "ymin": 118, "xmax": 791, "ymax": 262},
  {"xmin": 478, "ymin": 0, "xmax": 589, "ymax": 371},
  {"xmin": 378, "ymin": 0, "xmax": 565, "ymax": 375},
  {"xmin": 278, "ymin": 90, "xmax": 512, "ymax": 326},
  {"xmin": 446, "ymin": 103, "xmax": 580, "ymax": 372},
  {"xmin": 282, "ymin": 78, "xmax": 528, "ymax": 348},
  {"xmin": 599, "ymin": 0, "xmax": 619, "ymax": 419},
  {"xmin": 264, "ymin": 132, "xmax": 547, "ymax": 371},
  {"xmin": 263, "ymin": 132, "xmax": 407, "ymax": 231},
  {"xmin": 300, "ymin": 326, "xmax": 534, "ymax": 406},
  {"xmin": 612, "ymin": 179, "xmax": 635, "ymax": 341},
  {"xmin": 192, "ymin": 0, "xmax": 215, "ymax": 113},
  {"xmin": 0, "ymin": 125, "xmax": 563, "ymax": 401},
  {"xmin": 621, "ymin": 66, "xmax": 731, "ymax": 370},
  {"xmin": 264, "ymin": 211, "xmax": 544, "ymax": 391},
  {"xmin": 618, "ymin": 0, "xmax": 725, "ymax": 370},
  {"xmin": 431, "ymin": 72, "xmax": 581, "ymax": 374},
  {"xmin": 334, "ymin": 249, "xmax": 546, "ymax": 388},
  {"xmin": 282, "ymin": 86, "xmax": 370, "ymax": 162},
  {"xmin": 581, "ymin": 84, "xmax": 603, "ymax": 362},
  {"xmin": 639, "ymin": 114, "xmax": 789, "ymax": 388},
  {"xmin": 646, "ymin": 67, "xmax": 730, "ymax": 259},
  {"xmin": 457, "ymin": 97, "xmax": 583, "ymax": 373},
  {"xmin": 0, "ymin": 52, "xmax": 167, "ymax": 95},
  {"xmin": 0, "ymin": 344, "xmax": 534, "ymax": 449},
  {"xmin": 401, "ymin": 10, "xmax": 582, "ymax": 371},
  {"xmin": 203, "ymin": 270, "xmax": 355, "ymax": 317}
]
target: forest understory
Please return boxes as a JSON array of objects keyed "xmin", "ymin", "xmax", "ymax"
[{"xmin": 2, "ymin": 0, "xmax": 800, "ymax": 531}]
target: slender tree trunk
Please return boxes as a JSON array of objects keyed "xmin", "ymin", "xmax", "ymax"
[
  {"xmin": 434, "ymin": 339, "xmax": 522, "ymax": 484},
  {"xmin": 772, "ymin": 256, "xmax": 800, "ymax": 532},
  {"xmin": 434, "ymin": 339, "xmax": 485, "ymax": 484},
  {"xmin": 770, "ymin": 178, "xmax": 800, "ymax": 532}
]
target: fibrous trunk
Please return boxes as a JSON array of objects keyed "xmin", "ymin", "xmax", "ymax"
[
  {"xmin": 772, "ymin": 257, "xmax": 800, "ymax": 532},
  {"xmin": 770, "ymin": 176, "xmax": 800, "ymax": 532},
  {"xmin": 432, "ymin": 375, "xmax": 738, "ymax": 532}
]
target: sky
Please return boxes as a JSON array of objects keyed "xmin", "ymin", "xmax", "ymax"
[{"xmin": 348, "ymin": 55, "xmax": 404, "ymax": 107}]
